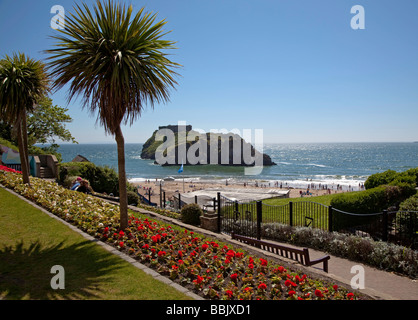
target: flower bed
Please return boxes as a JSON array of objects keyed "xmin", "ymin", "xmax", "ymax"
[
  {"xmin": 0, "ymin": 169, "xmax": 360, "ymax": 300},
  {"xmin": 0, "ymin": 165, "xmax": 22, "ymax": 174}
]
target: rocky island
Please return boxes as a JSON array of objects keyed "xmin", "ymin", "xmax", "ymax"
[{"xmin": 141, "ymin": 125, "xmax": 276, "ymax": 167}]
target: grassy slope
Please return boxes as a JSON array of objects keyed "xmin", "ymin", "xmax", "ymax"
[{"xmin": 0, "ymin": 187, "xmax": 192, "ymax": 300}]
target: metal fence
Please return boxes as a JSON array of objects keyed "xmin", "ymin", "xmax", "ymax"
[{"xmin": 215, "ymin": 192, "xmax": 417, "ymax": 249}]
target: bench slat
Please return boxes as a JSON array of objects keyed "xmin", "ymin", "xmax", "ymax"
[{"xmin": 231, "ymin": 232, "xmax": 330, "ymax": 272}]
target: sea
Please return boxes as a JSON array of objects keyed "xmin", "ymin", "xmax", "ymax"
[{"xmin": 53, "ymin": 142, "xmax": 418, "ymax": 192}]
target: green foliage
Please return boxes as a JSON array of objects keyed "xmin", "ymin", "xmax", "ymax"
[
  {"xmin": 180, "ymin": 203, "xmax": 203, "ymax": 226},
  {"xmin": 127, "ymin": 191, "xmax": 140, "ymax": 206},
  {"xmin": 330, "ymin": 184, "xmax": 415, "ymax": 214},
  {"xmin": 26, "ymin": 96, "xmax": 77, "ymax": 145},
  {"xmin": 58, "ymin": 162, "xmax": 119, "ymax": 196},
  {"xmin": 399, "ymin": 192, "xmax": 418, "ymax": 211},
  {"xmin": 365, "ymin": 168, "xmax": 418, "ymax": 189}
]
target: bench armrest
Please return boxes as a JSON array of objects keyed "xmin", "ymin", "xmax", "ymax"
[{"xmin": 307, "ymin": 255, "xmax": 330, "ymax": 272}]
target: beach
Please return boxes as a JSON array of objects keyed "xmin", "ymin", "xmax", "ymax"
[{"xmin": 132, "ymin": 178, "xmax": 350, "ymax": 204}]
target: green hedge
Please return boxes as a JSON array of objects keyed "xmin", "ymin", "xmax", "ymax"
[
  {"xmin": 58, "ymin": 162, "xmax": 120, "ymax": 196},
  {"xmin": 365, "ymin": 168, "xmax": 418, "ymax": 189},
  {"xmin": 330, "ymin": 184, "xmax": 416, "ymax": 214}
]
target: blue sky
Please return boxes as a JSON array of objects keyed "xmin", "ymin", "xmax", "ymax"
[{"xmin": 1, "ymin": 0, "xmax": 417, "ymax": 144}]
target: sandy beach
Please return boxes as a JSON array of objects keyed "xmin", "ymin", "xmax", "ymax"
[{"xmin": 132, "ymin": 178, "xmax": 349, "ymax": 205}]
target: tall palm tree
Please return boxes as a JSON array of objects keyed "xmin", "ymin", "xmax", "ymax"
[
  {"xmin": 0, "ymin": 53, "xmax": 50, "ymax": 185},
  {"xmin": 45, "ymin": 0, "xmax": 179, "ymax": 229}
]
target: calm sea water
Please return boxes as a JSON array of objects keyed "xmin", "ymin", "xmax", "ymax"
[{"xmin": 55, "ymin": 142, "xmax": 418, "ymax": 191}]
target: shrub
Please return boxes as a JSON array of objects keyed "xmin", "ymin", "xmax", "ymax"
[
  {"xmin": 399, "ymin": 192, "xmax": 418, "ymax": 211},
  {"xmin": 365, "ymin": 168, "xmax": 418, "ymax": 189},
  {"xmin": 180, "ymin": 203, "xmax": 203, "ymax": 226},
  {"xmin": 127, "ymin": 191, "xmax": 140, "ymax": 206},
  {"xmin": 330, "ymin": 184, "xmax": 415, "ymax": 214},
  {"xmin": 58, "ymin": 162, "xmax": 119, "ymax": 195}
]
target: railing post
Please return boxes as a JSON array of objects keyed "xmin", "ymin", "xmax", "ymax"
[
  {"xmin": 217, "ymin": 192, "xmax": 221, "ymax": 233},
  {"xmin": 163, "ymin": 191, "xmax": 166, "ymax": 208},
  {"xmin": 195, "ymin": 195, "xmax": 198, "ymax": 204},
  {"xmin": 159, "ymin": 183, "xmax": 162, "ymax": 207},
  {"xmin": 328, "ymin": 205, "xmax": 333, "ymax": 232},
  {"xmin": 178, "ymin": 193, "xmax": 181, "ymax": 210},
  {"xmin": 289, "ymin": 201, "xmax": 293, "ymax": 227},
  {"xmin": 382, "ymin": 210, "xmax": 388, "ymax": 241},
  {"xmin": 256, "ymin": 201, "xmax": 262, "ymax": 240}
]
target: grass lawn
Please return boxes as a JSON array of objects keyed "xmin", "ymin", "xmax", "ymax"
[
  {"xmin": 262, "ymin": 193, "xmax": 339, "ymax": 206},
  {"xmin": 0, "ymin": 187, "xmax": 193, "ymax": 300}
]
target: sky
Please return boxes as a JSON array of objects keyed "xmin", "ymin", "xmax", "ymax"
[{"xmin": 0, "ymin": 0, "xmax": 417, "ymax": 144}]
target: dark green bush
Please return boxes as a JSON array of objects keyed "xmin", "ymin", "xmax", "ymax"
[
  {"xmin": 365, "ymin": 168, "xmax": 418, "ymax": 189},
  {"xmin": 127, "ymin": 191, "xmax": 140, "ymax": 206},
  {"xmin": 331, "ymin": 184, "xmax": 416, "ymax": 214},
  {"xmin": 364, "ymin": 170, "xmax": 398, "ymax": 189},
  {"xmin": 399, "ymin": 192, "xmax": 418, "ymax": 211},
  {"xmin": 58, "ymin": 162, "xmax": 119, "ymax": 195},
  {"xmin": 180, "ymin": 203, "xmax": 203, "ymax": 226}
]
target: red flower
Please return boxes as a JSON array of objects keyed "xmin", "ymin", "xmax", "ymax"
[
  {"xmin": 172, "ymin": 265, "xmax": 178, "ymax": 271},
  {"xmin": 259, "ymin": 258, "xmax": 268, "ymax": 266},
  {"xmin": 142, "ymin": 244, "xmax": 149, "ymax": 249},
  {"xmin": 119, "ymin": 241, "xmax": 124, "ymax": 248},
  {"xmin": 158, "ymin": 250, "xmax": 166, "ymax": 257},
  {"xmin": 225, "ymin": 290, "xmax": 233, "ymax": 298},
  {"xmin": 230, "ymin": 273, "xmax": 238, "ymax": 281},
  {"xmin": 333, "ymin": 285, "xmax": 338, "ymax": 291},
  {"xmin": 193, "ymin": 275, "xmax": 204, "ymax": 284},
  {"xmin": 347, "ymin": 292, "xmax": 354, "ymax": 299},
  {"xmin": 202, "ymin": 244, "xmax": 209, "ymax": 251},
  {"xmin": 315, "ymin": 289, "xmax": 324, "ymax": 298},
  {"xmin": 248, "ymin": 263, "xmax": 254, "ymax": 269},
  {"xmin": 285, "ymin": 279, "xmax": 296, "ymax": 287},
  {"xmin": 288, "ymin": 290, "xmax": 296, "ymax": 297},
  {"xmin": 226, "ymin": 250, "xmax": 235, "ymax": 258},
  {"xmin": 178, "ymin": 259, "xmax": 184, "ymax": 265},
  {"xmin": 258, "ymin": 283, "xmax": 267, "ymax": 290}
]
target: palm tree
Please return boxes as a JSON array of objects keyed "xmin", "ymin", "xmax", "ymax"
[
  {"xmin": 45, "ymin": 0, "xmax": 179, "ymax": 229},
  {"xmin": 0, "ymin": 53, "xmax": 50, "ymax": 185}
]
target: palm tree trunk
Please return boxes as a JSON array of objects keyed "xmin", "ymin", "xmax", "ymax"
[
  {"xmin": 16, "ymin": 119, "xmax": 30, "ymax": 185},
  {"xmin": 22, "ymin": 108, "xmax": 31, "ymax": 182},
  {"xmin": 115, "ymin": 125, "xmax": 129, "ymax": 230}
]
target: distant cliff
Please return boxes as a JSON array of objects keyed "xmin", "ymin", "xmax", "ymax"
[{"xmin": 141, "ymin": 125, "xmax": 276, "ymax": 167}]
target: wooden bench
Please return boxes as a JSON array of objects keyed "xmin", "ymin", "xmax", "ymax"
[{"xmin": 231, "ymin": 232, "xmax": 330, "ymax": 272}]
